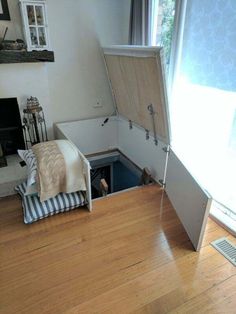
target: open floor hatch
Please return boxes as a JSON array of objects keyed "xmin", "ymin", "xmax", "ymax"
[
  {"xmin": 56, "ymin": 46, "xmax": 212, "ymax": 251},
  {"xmin": 88, "ymin": 151, "xmax": 142, "ymax": 199},
  {"xmin": 103, "ymin": 45, "xmax": 212, "ymax": 251}
]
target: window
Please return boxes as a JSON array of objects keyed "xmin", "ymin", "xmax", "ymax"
[
  {"xmin": 151, "ymin": 1, "xmax": 236, "ymax": 235},
  {"xmin": 152, "ymin": 0, "xmax": 176, "ymax": 73},
  {"xmin": 170, "ymin": 0, "xmax": 236, "ymax": 233}
]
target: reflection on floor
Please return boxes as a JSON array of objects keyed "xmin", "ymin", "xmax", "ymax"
[{"xmin": 0, "ymin": 185, "xmax": 235, "ymax": 313}]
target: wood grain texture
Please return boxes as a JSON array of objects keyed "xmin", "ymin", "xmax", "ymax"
[
  {"xmin": 0, "ymin": 185, "xmax": 235, "ymax": 314},
  {"xmin": 104, "ymin": 55, "xmax": 170, "ymax": 144},
  {"xmin": 0, "ymin": 50, "xmax": 55, "ymax": 64}
]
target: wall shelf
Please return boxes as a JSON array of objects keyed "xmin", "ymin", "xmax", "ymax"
[{"xmin": 0, "ymin": 50, "xmax": 55, "ymax": 64}]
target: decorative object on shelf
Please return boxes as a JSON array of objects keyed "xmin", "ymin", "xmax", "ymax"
[
  {"xmin": 0, "ymin": 26, "xmax": 8, "ymax": 49},
  {"xmin": 23, "ymin": 96, "xmax": 48, "ymax": 147},
  {"xmin": 19, "ymin": 0, "xmax": 50, "ymax": 51},
  {"xmin": 0, "ymin": 26, "xmax": 26, "ymax": 51},
  {"xmin": 0, "ymin": 39, "xmax": 26, "ymax": 51},
  {"xmin": 0, "ymin": 0, "xmax": 10, "ymax": 20}
]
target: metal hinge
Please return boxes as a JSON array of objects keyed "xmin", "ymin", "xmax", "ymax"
[
  {"xmin": 154, "ymin": 138, "xmax": 158, "ymax": 146},
  {"xmin": 129, "ymin": 120, "xmax": 133, "ymax": 129},
  {"xmin": 162, "ymin": 146, "xmax": 170, "ymax": 153},
  {"xmin": 147, "ymin": 104, "xmax": 158, "ymax": 146},
  {"xmin": 159, "ymin": 179, "xmax": 166, "ymax": 188}
]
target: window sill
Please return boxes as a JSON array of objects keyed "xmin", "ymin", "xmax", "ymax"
[{"xmin": 210, "ymin": 204, "xmax": 236, "ymax": 236}]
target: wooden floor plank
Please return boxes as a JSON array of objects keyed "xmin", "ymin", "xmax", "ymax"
[
  {"xmin": 0, "ymin": 185, "xmax": 235, "ymax": 314},
  {"xmin": 169, "ymin": 274, "xmax": 236, "ymax": 314}
]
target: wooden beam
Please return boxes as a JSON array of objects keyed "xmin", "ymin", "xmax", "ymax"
[{"xmin": 0, "ymin": 50, "xmax": 55, "ymax": 64}]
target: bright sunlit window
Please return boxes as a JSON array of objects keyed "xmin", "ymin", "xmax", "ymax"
[
  {"xmin": 151, "ymin": 0, "xmax": 236, "ymax": 233},
  {"xmin": 152, "ymin": 0, "xmax": 176, "ymax": 71},
  {"xmin": 169, "ymin": 0, "xmax": 236, "ymax": 233},
  {"xmin": 171, "ymin": 79, "xmax": 236, "ymax": 219}
]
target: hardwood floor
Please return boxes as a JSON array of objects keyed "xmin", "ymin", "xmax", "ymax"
[{"xmin": 0, "ymin": 185, "xmax": 235, "ymax": 314}]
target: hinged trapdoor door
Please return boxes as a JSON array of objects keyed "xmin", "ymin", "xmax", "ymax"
[
  {"xmin": 165, "ymin": 149, "xmax": 212, "ymax": 251},
  {"xmin": 103, "ymin": 45, "xmax": 211, "ymax": 251},
  {"xmin": 103, "ymin": 46, "xmax": 171, "ymax": 145}
]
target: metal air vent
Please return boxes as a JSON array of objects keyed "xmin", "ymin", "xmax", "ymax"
[{"xmin": 211, "ymin": 237, "xmax": 236, "ymax": 266}]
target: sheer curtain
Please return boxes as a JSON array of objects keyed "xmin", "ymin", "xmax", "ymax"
[
  {"xmin": 129, "ymin": 0, "xmax": 154, "ymax": 45},
  {"xmin": 170, "ymin": 0, "xmax": 236, "ymax": 230},
  {"xmin": 129, "ymin": 0, "xmax": 236, "ymax": 222}
]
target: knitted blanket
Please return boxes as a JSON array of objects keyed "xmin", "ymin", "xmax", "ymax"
[{"xmin": 32, "ymin": 140, "xmax": 86, "ymax": 202}]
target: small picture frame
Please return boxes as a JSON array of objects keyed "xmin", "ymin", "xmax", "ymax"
[{"xmin": 0, "ymin": 0, "xmax": 10, "ymax": 21}]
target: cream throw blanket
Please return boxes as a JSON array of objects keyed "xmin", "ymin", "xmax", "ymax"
[{"xmin": 32, "ymin": 140, "xmax": 86, "ymax": 202}]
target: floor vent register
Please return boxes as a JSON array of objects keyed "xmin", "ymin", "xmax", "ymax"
[{"xmin": 211, "ymin": 237, "xmax": 236, "ymax": 266}]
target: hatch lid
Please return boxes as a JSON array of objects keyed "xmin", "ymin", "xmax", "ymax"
[
  {"xmin": 103, "ymin": 45, "xmax": 171, "ymax": 145},
  {"xmin": 165, "ymin": 148, "xmax": 212, "ymax": 251}
]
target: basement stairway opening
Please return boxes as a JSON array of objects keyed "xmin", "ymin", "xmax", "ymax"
[{"xmin": 88, "ymin": 151, "xmax": 146, "ymax": 199}]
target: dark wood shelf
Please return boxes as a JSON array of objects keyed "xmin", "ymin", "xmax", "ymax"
[{"xmin": 0, "ymin": 50, "xmax": 55, "ymax": 64}]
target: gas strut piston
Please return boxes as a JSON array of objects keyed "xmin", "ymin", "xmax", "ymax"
[{"xmin": 147, "ymin": 104, "xmax": 158, "ymax": 146}]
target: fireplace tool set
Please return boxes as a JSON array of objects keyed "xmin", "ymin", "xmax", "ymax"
[{"xmin": 22, "ymin": 96, "xmax": 48, "ymax": 149}]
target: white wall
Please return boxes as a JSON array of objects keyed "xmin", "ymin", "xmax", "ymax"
[
  {"xmin": 0, "ymin": 0, "xmax": 24, "ymax": 40},
  {"xmin": 0, "ymin": 63, "xmax": 54, "ymax": 136},
  {"xmin": 55, "ymin": 116, "xmax": 119, "ymax": 155},
  {"xmin": 90, "ymin": 0, "xmax": 131, "ymax": 45},
  {"xmin": 0, "ymin": 0, "xmax": 130, "ymax": 138},
  {"xmin": 56, "ymin": 115, "xmax": 168, "ymax": 184},
  {"xmin": 118, "ymin": 117, "xmax": 167, "ymax": 183}
]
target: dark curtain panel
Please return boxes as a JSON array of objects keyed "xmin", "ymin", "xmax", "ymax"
[{"xmin": 129, "ymin": 0, "xmax": 152, "ymax": 45}]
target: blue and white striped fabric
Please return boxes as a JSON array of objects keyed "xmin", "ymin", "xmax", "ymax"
[
  {"xmin": 18, "ymin": 149, "xmax": 37, "ymax": 186},
  {"xmin": 18, "ymin": 149, "xmax": 38, "ymax": 195},
  {"xmin": 15, "ymin": 181, "xmax": 88, "ymax": 224}
]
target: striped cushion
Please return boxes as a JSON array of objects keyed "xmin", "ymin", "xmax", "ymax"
[
  {"xmin": 18, "ymin": 149, "xmax": 38, "ymax": 195},
  {"xmin": 15, "ymin": 181, "xmax": 88, "ymax": 224}
]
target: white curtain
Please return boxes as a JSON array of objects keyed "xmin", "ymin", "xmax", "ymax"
[
  {"xmin": 129, "ymin": 0, "xmax": 155, "ymax": 45},
  {"xmin": 171, "ymin": 0, "xmax": 236, "ymax": 219}
]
